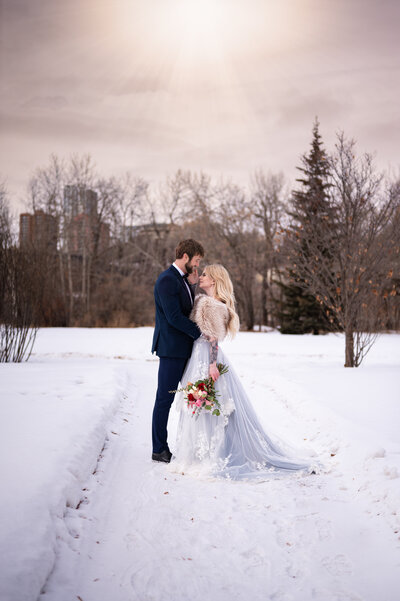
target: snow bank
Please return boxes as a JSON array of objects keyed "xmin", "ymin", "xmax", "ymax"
[{"xmin": 0, "ymin": 357, "xmax": 128, "ymax": 601}]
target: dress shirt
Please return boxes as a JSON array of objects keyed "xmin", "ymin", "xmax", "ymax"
[{"xmin": 172, "ymin": 262, "xmax": 193, "ymax": 305}]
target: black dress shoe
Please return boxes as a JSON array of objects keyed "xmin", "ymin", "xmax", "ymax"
[{"xmin": 152, "ymin": 449, "xmax": 172, "ymax": 463}]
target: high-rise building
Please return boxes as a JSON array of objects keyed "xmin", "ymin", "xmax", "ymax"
[
  {"xmin": 63, "ymin": 185, "xmax": 109, "ymax": 255},
  {"xmin": 19, "ymin": 210, "xmax": 58, "ymax": 250},
  {"xmin": 84, "ymin": 189, "xmax": 98, "ymax": 217},
  {"xmin": 19, "ymin": 213, "xmax": 33, "ymax": 246},
  {"xmin": 67, "ymin": 213, "xmax": 110, "ymax": 255},
  {"xmin": 63, "ymin": 185, "xmax": 98, "ymax": 218}
]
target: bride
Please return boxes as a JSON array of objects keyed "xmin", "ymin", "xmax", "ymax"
[{"xmin": 170, "ymin": 264, "xmax": 318, "ymax": 480}]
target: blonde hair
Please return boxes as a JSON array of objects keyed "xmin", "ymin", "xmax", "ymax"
[{"xmin": 204, "ymin": 264, "xmax": 240, "ymax": 338}]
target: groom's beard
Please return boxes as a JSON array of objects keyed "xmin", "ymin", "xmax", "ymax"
[{"xmin": 185, "ymin": 260, "xmax": 194, "ymax": 274}]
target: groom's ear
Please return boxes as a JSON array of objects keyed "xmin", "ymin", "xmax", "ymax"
[{"xmin": 183, "ymin": 252, "xmax": 190, "ymax": 262}]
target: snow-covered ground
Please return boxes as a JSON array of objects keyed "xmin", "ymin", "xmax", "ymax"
[{"xmin": 0, "ymin": 328, "xmax": 399, "ymax": 601}]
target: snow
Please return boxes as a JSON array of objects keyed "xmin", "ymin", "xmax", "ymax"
[{"xmin": 0, "ymin": 328, "xmax": 399, "ymax": 601}]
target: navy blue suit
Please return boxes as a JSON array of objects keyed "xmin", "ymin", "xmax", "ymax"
[{"xmin": 151, "ymin": 265, "xmax": 201, "ymax": 453}]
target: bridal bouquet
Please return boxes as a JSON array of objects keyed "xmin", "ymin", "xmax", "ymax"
[{"xmin": 173, "ymin": 363, "xmax": 229, "ymax": 418}]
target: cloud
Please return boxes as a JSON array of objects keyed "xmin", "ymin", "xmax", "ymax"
[
  {"xmin": 22, "ymin": 96, "xmax": 69, "ymax": 110},
  {"xmin": 0, "ymin": 106, "xmax": 192, "ymax": 152},
  {"xmin": 276, "ymin": 90, "xmax": 352, "ymax": 126},
  {"xmin": 112, "ymin": 76, "xmax": 167, "ymax": 96}
]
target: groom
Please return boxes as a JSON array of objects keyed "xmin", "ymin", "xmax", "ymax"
[{"xmin": 151, "ymin": 239, "xmax": 205, "ymax": 463}]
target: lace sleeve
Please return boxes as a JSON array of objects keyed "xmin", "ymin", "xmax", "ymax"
[
  {"xmin": 209, "ymin": 338, "xmax": 218, "ymax": 364},
  {"xmin": 199, "ymin": 334, "xmax": 219, "ymax": 365}
]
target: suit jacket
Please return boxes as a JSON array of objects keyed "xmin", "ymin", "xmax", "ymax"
[{"xmin": 151, "ymin": 265, "xmax": 201, "ymax": 358}]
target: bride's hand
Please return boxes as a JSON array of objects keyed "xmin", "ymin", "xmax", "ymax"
[
  {"xmin": 209, "ymin": 363, "xmax": 220, "ymax": 382},
  {"xmin": 187, "ymin": 267, "xmax": 199, "ymax": 285}
]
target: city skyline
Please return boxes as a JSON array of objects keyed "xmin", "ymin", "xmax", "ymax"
[
  {"xmin": 19, "ymin": 184, "xmax": 110, "ymax": 254},
  {"xmin": 1, "ymin": 0, "xmax": 400, "ymax": 212}
]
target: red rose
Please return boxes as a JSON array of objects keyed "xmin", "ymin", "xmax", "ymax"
[{"xmin": 188, "ymin": 393, "xmax": 195, "ymax": 402}]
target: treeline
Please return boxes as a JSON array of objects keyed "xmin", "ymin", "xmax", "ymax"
[{"xmin": 1, "ymin": 120, "xmax": 399, "ymax": 365}]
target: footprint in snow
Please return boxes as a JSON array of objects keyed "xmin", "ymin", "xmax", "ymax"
[
  {"xmin": 322, "ymin": 553, "xmax": 352, "ymax": 576},
  {"xmin": 383, "ymin": 466, "xmax": 399, "ymax": 479},
  {"xmin": 312, "ymin": 588, "xmax": 362, "ymax": 601},
  {"xmin": 270, "ymin": 590, "xmax": 294, "ymax": 601},
  {"xmin": 316, "ymin": 518, "xmax": 333, "ymax": 541}
]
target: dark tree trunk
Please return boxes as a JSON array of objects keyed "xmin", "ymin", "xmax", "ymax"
[
  {"xmin": 261, "ymin": 270, "xmax": 268, "ymax": 326},
  {"xmin": 245, "ymin": 298, "xmax": 255, "ymax": 331},
  {"xmin": 345, "ymin": 327, "xmax": 354, "ymax": 367}
]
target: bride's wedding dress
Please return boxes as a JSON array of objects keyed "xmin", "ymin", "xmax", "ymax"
[{"xmin": 170, "ymin": 296, "xmax": 318, "ymax": 481}]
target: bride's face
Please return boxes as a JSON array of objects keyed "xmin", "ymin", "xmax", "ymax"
[{"xmin": 199, "ymin": 270, "xmax": 215, "ymax": 294}]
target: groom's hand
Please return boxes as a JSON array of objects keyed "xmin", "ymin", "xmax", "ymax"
[{"xmin": 188, "ymin": 267, "xmax": 199, "ymax": 285}]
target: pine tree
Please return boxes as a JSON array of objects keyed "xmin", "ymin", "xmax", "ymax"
[
  {"xmin": 277, "ymin": 280, "xmax": 328, "ymax": 334},
  {"xmin": 279, "ymin": 118, "xmax": 336, "ymax": 335}
]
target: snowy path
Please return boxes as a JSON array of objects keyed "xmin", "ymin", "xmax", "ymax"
[{"xmin": 37, "ymin": 332, "xmax": 400, "ymax": 601}]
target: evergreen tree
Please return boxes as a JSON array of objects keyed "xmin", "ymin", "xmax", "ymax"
[
  {"xmin": 277, "ymin": 280, "xmax": 328, "ymax": 334},
  {"xmin": 279, "ymin": 118, "xmax": 336, "ymax": 334}
]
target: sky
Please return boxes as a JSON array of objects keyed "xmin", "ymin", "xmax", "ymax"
[{"xmin": 1, "ymin": 0, "xmax": 399, "ymax": 212}]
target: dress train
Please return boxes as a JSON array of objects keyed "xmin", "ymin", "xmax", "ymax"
[{"xmin": 169, "ymin": 337, "xmax": 318, "ymax": 481}]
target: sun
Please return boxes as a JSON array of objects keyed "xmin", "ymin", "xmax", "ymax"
[
  {"xmin": 167, "ymin": 0, "xmax": 234, "ymax": 71},
  {"xmin": 160, "ymin": 0, "xmax": 243, "ymax": 93},
  {"xmin": 173, "ymin": 0, "xmax": 226, "ymax": 42}
]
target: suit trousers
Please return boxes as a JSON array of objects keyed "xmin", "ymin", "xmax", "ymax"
[{"xmin": 152, "ymin": 357, "xmax": 187, "ymax": 453}]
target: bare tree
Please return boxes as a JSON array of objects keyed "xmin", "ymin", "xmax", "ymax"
[
  {"xmin": 28, "ymin": 154, "xmax": 67, "ymax": 315},
  {"xmin": 159, "ymin": 170, "xmax": 194, "ymax": 225},
  {"xmin": 286, "ymin": 133, "xmax": 400, "ymax": 366},
  {"xmin": 115, "ymin": 174, "xmax": 149, "ymax": 240},
  {"xmin": 381, "ymin": 178, "xmax": 400, "ymax": 328},
  {"xmin": 27, "ymin": 153, "xmax": 107, "ymax": 325},
  {"xmin": 204, "ymin": 181, "xmax": 261, "ymax": 330},
  {"xmin": 0, "ymin": 183, "xmax": 39, "ymax": 362},
  {"xmin": 251, "ymin": 170, "xmax": 288, "ymax": 326}
]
